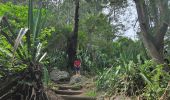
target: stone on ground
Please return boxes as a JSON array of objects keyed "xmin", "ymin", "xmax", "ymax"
[
  {"xmin": 69, "ymin": 75, "xmax": 87, "ymax": 85},
  {"xmin": 50, "ymin": 69, "xmax": 70, "ymax": 82}
]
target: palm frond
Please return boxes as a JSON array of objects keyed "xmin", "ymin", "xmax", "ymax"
[
  {"xmin": 27, "ymin": 0, "xmax": 33, "ymax": 56},
  {"xmin": 1, "ymin": 31, "xmax": 24, "ymax": 60},
  {"xmin": 13, "ymin": 28, "xmax": 28, "ymax": 53},
  {"xmin": 39, "ymin": 52, "xmax": 47, "ymax": 62},
  {"xmin": 12, "ymin": 28, "xmax": 28, "ymax": 62},
  {"xmin": 33, "ymin": 8, "xmax": 42, "ymax": 44},
  {"xmin": 0, "ymin": 47, "xmax": 12, "ymax": 57},
  {"xmin": 31, "ymin": 3, "xmax": 44, "ymax": 60},
  {"xmin": 35, "ymin": 43, "xmax": 42, "ymax": 61},
  {"xmin": 2, "ymin": 17, "xmax": 16, "ymax": 38},
  {"xmin": 43, "ymin": 65, "xmax": 49, "ymax": 86},
  {"xmin": 140, "ymin": 72, "xmax": 152, "ymax": 84},
  {"xmin": 1, "ymin": 31, "xmax": 14, "ymax": 46},
  {"xmin": 28, "ymin": 0, "xmax": 34, "ymax": 32}
]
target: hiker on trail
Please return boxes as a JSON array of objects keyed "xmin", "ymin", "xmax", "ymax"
[{"xmin": 74, "ymin": 59, "xmax": 81, "ymax": 76}]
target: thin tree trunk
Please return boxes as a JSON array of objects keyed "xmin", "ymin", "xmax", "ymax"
[{"xmin": 67, "ymin": 0, "xmax": 80, "ymax": 70}]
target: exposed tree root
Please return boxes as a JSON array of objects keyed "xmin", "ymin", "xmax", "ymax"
[
  {"xmin": 0, "ymin": 67, "xmax": 53, "ymax": 100},
  {"xmin": 0, "ymin": 78, "xmax": 49, "ymax": 100}
]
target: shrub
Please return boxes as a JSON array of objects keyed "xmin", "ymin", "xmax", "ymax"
[
  {"xmin": 97, "ymin": 60, "xmax": 170, "ymax": 99},
  {"xmin": 47, "ymin": 50, "xmax": 68, "ymax": 70},
  {"xmin": 140, "ymin": 61, "xmax": 170, "ymax": 99},
  {"xmin": 97, "ymin": 61, "xmax": 144, "ymax": 96}
]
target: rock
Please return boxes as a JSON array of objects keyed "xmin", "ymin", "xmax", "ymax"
[
  {"xmin": 69, "ymin": 75, "xmax": 87, "ymax": 84},
  {"xmin": 50, "ymin": 69, "xmax": 70, "ymax": 82}
]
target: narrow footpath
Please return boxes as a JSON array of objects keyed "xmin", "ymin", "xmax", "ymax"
[{"xmin": 54, "ymin": 76, "xmax": 96, "ymax": 100}]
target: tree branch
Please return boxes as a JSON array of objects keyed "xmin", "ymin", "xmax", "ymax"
[
  {"xmin": 155, "ymin": 23, "xmax": 168, "ymax": 49},
  {"xmin": 134, "ymin": 0, "xmax": 151, "ymax": 39},
  {"xmin": 154, "ymin": 0, "xmax": 169, "ymax": 50}
]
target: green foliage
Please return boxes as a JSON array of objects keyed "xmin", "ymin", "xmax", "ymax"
[
  {"xmin": 0, "ymin": 0, "xmax": 48, "ymax": 82},
  {"xmin": 97, "ymin": 61, "xmax": 143, "ymax": 96},
  {"xmin": 45, "ymin": 25, "xmax": 72, "ymax": 70},
  {"xmin": 40, "ymin": 27, "xmax": 55, "ymax": 47},
  {"xmin": 113, "ymin": 37, "xmax": 148, "ymax": 65},
  {"xmin": 97, "ymin": 60, "xmax": 170, "ymax": 99},
  {"xmin": 79, "ymin": 13, "xmax": 115, "ymax": 42},
  {"xmin": 77, "ymin": 13, "xmax": 117, "ymax": 73},
  {"xmin": 47, "ymin": 25, "xmax": 72, "ymax": 51},
  {"xmin": 77, "ymin": 49, "xmax": 96, "ymax": 73},
  {"xmin": 43, "ymin": 65, "xmax": 49, "ymax": 86},
  {"xmin": 140, "ymin": 61, "xmax": 170, "ymax": 99},
  {"xmin": 47, "ymin": 50, "xmax": 68, "ymax": 69},
  {"xmin": 78, "ymin": 36, "xmax": 148, "ymax": 74},
  {"xmin": 0, "ymin": 2, "xmax": 28, "ymax": 28},
  {"xmin": 77, "ymin": 47, "xmax": 115, "ymax": 74},
  {"xmin": 85, "ymin": 90, "xmax": 97, "ymax": 97},
  {"xmin": 0, "ymin": 3, "xmax": 28, "ymax": 70}
]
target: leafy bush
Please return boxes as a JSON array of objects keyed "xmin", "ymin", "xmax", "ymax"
[
  {"xmin": 140, "ymin": 61, "xmax": 170, "ymax": 99},
  {"xmin": 97, "ymin": 61, "xmax": 144, "ymax": 96},
  {"xmin": 77, "ymin": 49, "xmax": 95, "ymax": 73},
  {"xmin": 0, "ymin": 2, "xmax": 28, "ymax": 36},
  {"xmin": 97, "ymin": 60, "xmax": 170, "ymax": 99},
  {"xmin": 47, "ymin": 50, "xmax": 68, "ymax": 70},
  {"xmin": 77, "ymin": 48, "xmax": 114, "ymax": 74}
]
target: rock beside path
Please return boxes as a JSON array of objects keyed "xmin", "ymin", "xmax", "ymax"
[
  {"xmin": 50, "ymin": 69, "xmax": 70, "ymax": 82},
  {"xmin": 70, "ymin": 75, "xmax": 88, "ymax": 84}
]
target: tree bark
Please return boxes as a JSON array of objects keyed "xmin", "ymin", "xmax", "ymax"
[
  {"xmin": 67, "ymin": 0, "xmax": 80, "ymax": 70},
  {"xmin": 134, "ymin": 0, "xmax": 169, "ymax": 64}
]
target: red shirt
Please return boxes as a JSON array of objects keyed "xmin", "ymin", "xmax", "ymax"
[{"xmin": 74, "ymin": 60, "xmax": 81, "ymax": 67}]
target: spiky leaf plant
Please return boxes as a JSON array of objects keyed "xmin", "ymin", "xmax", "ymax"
[{"xmin": 0, "ymin": 0, "xmax": 50, "ymax": 100}]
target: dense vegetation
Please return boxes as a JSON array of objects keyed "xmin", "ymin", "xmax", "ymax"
[{"xmin": 0, "ymin": 0, "xmax": 170, "ymax": 100}]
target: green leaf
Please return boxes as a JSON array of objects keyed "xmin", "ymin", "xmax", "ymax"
[
  {"xmin": 39, "ymin": 52, "xmax": 47, "ymax": 62},
  {"xmin": 33, "ymin": 8, "xmax": 42, "ymax": 43},
  {"xmin": 27, "ymin": 0, "xmax": 33, "ymax": 58},
  {"xmin": 140, "ymin": 72, "xmax": 152, "ymax": 84},
  {"xmin": 28, "ymin": 0, "xmax": 34, "ymax": 32},
  {"xmin": 35, "ymin": 43, "xmax": 42, "ymax": 61},
  {"xmin": 0, "ymin": 47, "xmax": 12, "ymax": 57},
  {"xmin": 13, "ymin": 28, "xmax": 28, "ymax": 58}
]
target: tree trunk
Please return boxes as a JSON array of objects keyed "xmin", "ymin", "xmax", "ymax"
[
  {"xmin": 134, "ymin": 0, "xmax": 168, "ymax": 64},
  {"xmin": 67, "ymin": 0, "xmax": 80, "ymax": 70}
]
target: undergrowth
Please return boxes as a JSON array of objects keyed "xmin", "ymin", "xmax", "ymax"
[{"xmin": 97, "ymin": 60, "xmax": 170, "ymax": 99}]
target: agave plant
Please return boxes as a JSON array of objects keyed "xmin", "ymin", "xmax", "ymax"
[{"xmin": 0, "ymin": 0, "xmax": 49, "ymax": 99}]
